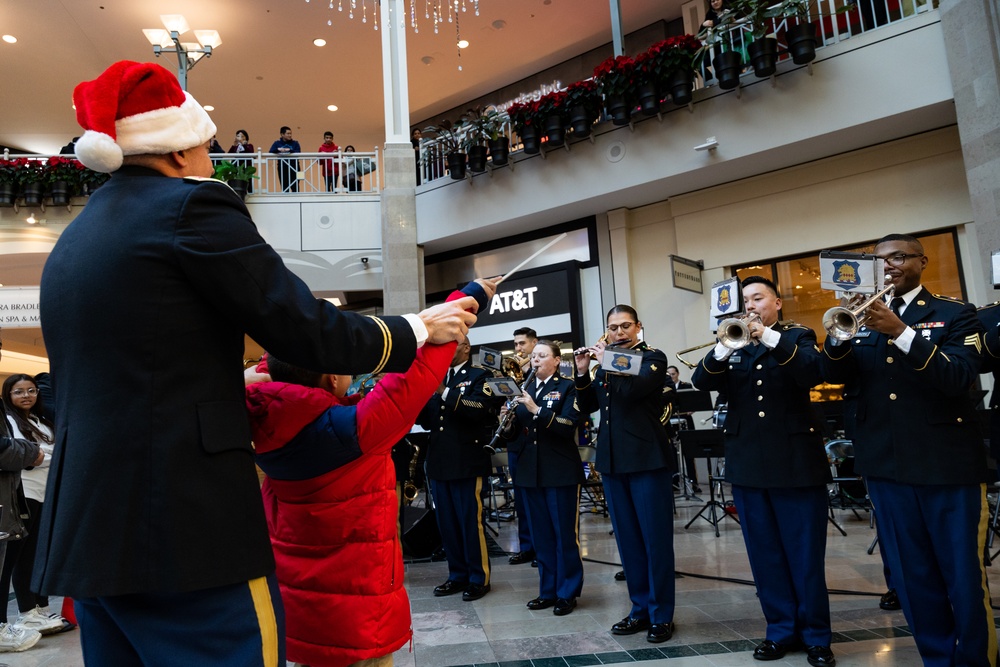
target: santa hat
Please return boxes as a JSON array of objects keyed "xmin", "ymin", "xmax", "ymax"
[{"xmin": 73, "ymin": 61, "xmax": 216, "ymax": 173}]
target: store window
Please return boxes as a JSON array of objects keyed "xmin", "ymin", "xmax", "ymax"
[{"xmin": 733, "ymin": 230, "xmax": 963, "ymax": 405}]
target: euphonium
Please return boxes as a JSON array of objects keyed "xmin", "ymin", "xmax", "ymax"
[
  {"xmin": 401, "ymin": 443, "xmax": 420, "ymax": 504},
  {"xmin": 822, "ymin": 278, "xmax": 895, "ymax": 341}
]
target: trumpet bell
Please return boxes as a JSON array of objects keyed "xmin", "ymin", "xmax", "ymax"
[
  {"xmin": 717, "ymin": 317, "xmax": 753, "ymax": 350},
  {"xmin": 822, "ymin": 306, "xmax": 859, "ymax": 341}
]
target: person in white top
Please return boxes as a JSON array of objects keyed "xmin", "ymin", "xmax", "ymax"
[{"xmin": 0, "ymin": 374, "xmax": 69, "ymax": 636}]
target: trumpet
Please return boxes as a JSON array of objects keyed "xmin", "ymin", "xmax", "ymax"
[
  {"xmin": 674, "ymin": 312, "xmax": 763, "ymax": 369},
  {"xmin": 822, "ymin": 278, "xmax": 895, "ymax": 341}
]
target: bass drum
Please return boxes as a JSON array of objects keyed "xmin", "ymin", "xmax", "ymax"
[{"xmin": 712, "ymin": 405, "xmax": 728, "ymax": 430}]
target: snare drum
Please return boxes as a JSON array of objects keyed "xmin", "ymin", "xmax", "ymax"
[{"xmin": 712, "ymin": 405, "xmax": 728, "ymax": 430}]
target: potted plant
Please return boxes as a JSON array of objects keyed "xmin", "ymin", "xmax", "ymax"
[
  {"xmin": 17, "ymin": 159, "xmax": 45, "ymax": 207},
  {"xmin": 696, "ymin": 11, "xmax": 745, "ymax": 90},
  {"xmin": 0, "ymin": 158, "xmax": 25, "ymax": 207},
  {"xmin": 633, "ymin": 51, "xmax": 663, "ymax": 116},
  {"xmin": 423, "ymin": 119, "xmax": 468, "ymax": 180},
  {"xmin": 536, "ymin": 89, "xmax": 569, "ymax": 147},
  {"xmin": 564, "ymin": 79, "xmax": 601, "ymax": 137},
  {"xmin": 481, "ymin": 108, "xmax": 510, "ymax": 166},
  {"xmin": 646, "ymin": 35, "xmax": 702, "ymax": 106},
  {"xmin": 213, "ymin": 160, "xmax": 258, "ymax": 200},
  {"xmin": 45, "ymin": 155, "xmax": 86, "ymax": 206},
  {"xmin": 731, "ymin": 0, "xmax": 779, "ymax": 77},
  {"xmin": 593, "ymin": 55, "xmax": 638, "ymax": 125},
  {"xmin": 772, "ymin": 0, "xmax": 851, "ymax": 64},
  {"xmin": 506, "ymin": 101, "xmax": 542, "ymax": 155},
  {"xmin": 461, "ymin": 107, "xmax": 492, "ymax": 172},
  {"xmin": 82, "ymin": 168, "xmax": 111, "ymax": 196}
]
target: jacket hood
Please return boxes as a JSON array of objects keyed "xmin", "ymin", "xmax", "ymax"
[{"xmin": 246, "ymin": 381, "xmax": 341, "ymax": 454}]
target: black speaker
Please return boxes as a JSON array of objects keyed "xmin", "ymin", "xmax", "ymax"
[{"xmin": 402, "ymin": 506, "xmax": 441, "ymax": 559}]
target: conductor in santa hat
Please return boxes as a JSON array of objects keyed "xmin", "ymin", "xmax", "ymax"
[{"xmin": 33, "ymin": 61, "xmax": 483, "ymax": 666}]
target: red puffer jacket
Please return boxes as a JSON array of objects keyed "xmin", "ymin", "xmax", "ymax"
[{"xmin": 247, "ymin": 341, "xmax": 454, "ymax": 667}]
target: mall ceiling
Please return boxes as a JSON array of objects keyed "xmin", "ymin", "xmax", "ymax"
[{"xmin": 1, "ymin": 0, "xmax": 681, "ymax": 155}]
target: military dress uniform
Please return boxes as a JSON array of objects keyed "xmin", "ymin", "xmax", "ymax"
[
  {"xmin": 511, "ymin": 374, "xmax": 584, "ymax": 604},
  {"xmin": 978, "ymin": 301, "xmax": 1000, "ymax": 471},
  {"xmin": 822, "ymin": 287, "xmax": 993, "ymax": 667},
  {"xmin": 692, "ymin": 322, "xmax": 833, "ymax": 650},
  {"xmin": 418, "ymin": 362, "xmax": 502, "ymax": 594},
  {"xmin": 576, "ymin": 342, "xmax": 676, "ymax": 628}
]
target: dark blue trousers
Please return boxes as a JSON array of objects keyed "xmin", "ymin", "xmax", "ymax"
[
  {"xmin": 507, "ymin": 449, "xmax": 534, "ymax": 553},
  {"xmin": 523, "ymin": 484, "xmax": 583, "ymax": 600},
  {"xmin": 74, "ymin": 574, "xmax": 285, "ymax": 667},
  {"xmin": 867, "ymin": 479, "xmax": 997, "ymax": 667},
  {"xmin": 430, "ymin": 476, "xmax": 491, "ymax": 586},
  {"xmin": 602, "ymin": 467, "xmax": 675, "ymax": 624},
  {"xmin": 731, "ymin": 484, "xmax": 831, "ymax": 647}
]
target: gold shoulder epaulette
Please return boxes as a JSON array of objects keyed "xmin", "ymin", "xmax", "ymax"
[
  {"xmin": 932, "ymin": 293, "xmax": 968, "ymax": 305},
  {"xmin": 978, "ymin": 300, "xmax": 1000, "ymax": 310},
  {"xmin": 778, "ymin": 320, "xmax": 806, "ymax": 330}
]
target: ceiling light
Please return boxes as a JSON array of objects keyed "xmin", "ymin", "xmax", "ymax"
[
  {"xmin": 421, "ymin": 55, "xmax": 434, "ymax": 65},
  {"xmin": 491, "ymin": 20, "xmax": 506, "ymax": 30},
  {"xmin": 26, "ymin": 214, "xmax": 37, "ymax": 225},
  {"xmin": 159, "ymin": 14, "xmax": 190, "ymax": 34},
  {"xmin": 2, "ymin": 35, "xmax": 17, "ymax": 44},
  {"xmin": 143, "ymin": 15, "xmax": 221, "ymax": 91},
  {"xmin": 327, "ymin": 105, "xmax": 338, "ymax": 111},
  {"xmin": 457, "ymin": 39, "xmax": 469, "ymax": 49},
  {"xmin": 203, "ymin": 105, "xmax": 215, "ymax": 111},
  {"xmin": 313, "ymin": 38, "xmax": 327, "ymax": 46}
]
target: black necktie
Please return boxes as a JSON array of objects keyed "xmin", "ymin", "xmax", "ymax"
[
  {"xmin": 447, "ymin": 368, "xmax": 454, "ymax": 385},
  {"xmin": 890, "ymin": 297, "xmax": 904, "ymax": 316}
]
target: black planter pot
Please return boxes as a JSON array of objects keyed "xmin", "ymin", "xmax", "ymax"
[
  {"xmin": 667, "ymin": 68, "xmax": 694, "ymax": 106},
  {"xmin": 0, "ymin": 182, "xmax": 16, "ymax": 208},
  {"xmin": 488, "ymin": 138, "xmax": 509, "ymax": 166},
  {"xmin": 713, "ymin": 51, "xmax": 744, "ymax": 90},
  {"xmin": 227, "ymin": 178, "xmax": 250, "ymax": 200},
  {"xmin": 748, "ymin": 37, "xmax": 778, "ymax": 77},
  {"xmin": 49, "ymin": 179, "xmax": 72, "ymax": 206},
  {"xmin": 568, "ymin": 105, "xmax": 594, "ymax": 137},
  {"xmin": 21, "ymin": 182, "xmax": 44, "ymax": 207},
  {"xmin": 637, "ymin": 81, "xmax": 661, "ymax": 116},
  {"xmin": 520, "ymin": 125, "xmax": 541, "ymax": 155},
  {"xmin": 605, "ymin": 96, "xmax": 632, "ymax": 126},
  {"xmin": 467, "ymin": 145, "xmax": 488, "ymax": 173},
  {"xmin": 543, "ymin": 115, "xmax": 565, "ymax": 147},
  {"xmin": 786, "ymin": 22, "xmax": 818, "ymax": 64},
  {"xmin": 447, "ymin": 152, "xmax": 468, "ymax": 180}
]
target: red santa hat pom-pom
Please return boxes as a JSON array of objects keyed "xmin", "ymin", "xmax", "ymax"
[{"xmin": 72, "ymin": 60, "xmax": 215, "ymax": 173}]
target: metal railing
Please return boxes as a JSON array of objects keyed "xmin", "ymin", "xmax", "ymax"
[
  {"xmin": 416, "ymin": 0, "xmax": 936, "ymax": 186},
  {"xmin": 214, "ymin": 149, "xmax": 380, "ymax": 195}
]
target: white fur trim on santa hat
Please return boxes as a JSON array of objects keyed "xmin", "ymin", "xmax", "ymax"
[
  {"xmin": 75, "ymin": 92, "xmax": 216, "ymax": 173},
  {"xmin": 75, "ymin": 130, "xmax": 124, "ymax": 173}
]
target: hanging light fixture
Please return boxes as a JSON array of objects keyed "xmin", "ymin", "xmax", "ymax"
[{"xmin": 306, "ymin": 0, "xmax": 480, "ymax": 37}]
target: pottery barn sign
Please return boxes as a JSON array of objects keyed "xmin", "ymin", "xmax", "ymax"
[
  {"xmin": 0, "ymin": 287, "xmax": 41, "ymax": 328},
  {"xmin": 671, "ymin": 255, "xmax": 704, "ymax": 294}
]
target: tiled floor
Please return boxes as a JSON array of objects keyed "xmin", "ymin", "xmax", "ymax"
[{"xmin": 4, "ymin": 487, "xmax": 992, "ymax": 666}]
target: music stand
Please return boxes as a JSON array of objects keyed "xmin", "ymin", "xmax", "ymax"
[
  {"xmin": 673, "ymin": 390, "xmax": 715, "ymax": 498},
  {"xmin": 680, "ymin": 429, "xmax": 738, "ymax": 537}
]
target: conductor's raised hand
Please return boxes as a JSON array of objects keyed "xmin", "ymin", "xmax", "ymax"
[{"xmin": 419, "ymin": 299, "xmax": 478, "ymax": 344}]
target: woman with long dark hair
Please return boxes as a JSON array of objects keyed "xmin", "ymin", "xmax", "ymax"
[{"xmin": 0, "ymin": 374, "xmax": 68, "ymax": 635}]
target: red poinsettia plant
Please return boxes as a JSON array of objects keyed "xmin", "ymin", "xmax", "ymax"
[
  {"xmin": 0, "ymin": 158, "xmax": 30, "ymax": 185},
  {"xmin": 505, "ymin": 100, "xmax": 542, "ymax": 130},
  {"xmin": 45, "ymin": 155, "xmax": 87, "ymax": 189},
  {"xmin": 641, "ymin": 35, "xmax": 702, "ymax": 84},
  {"xmin": 564, "ymin": 79, "xmax": 602, "ymax": 118},
  {"xmin": 593, "ymin": 55, "xmax": 638, "ymax": 101},
  {"xmin": 535, "ymin": 90, "xmax": 570, "ymax": 121}
]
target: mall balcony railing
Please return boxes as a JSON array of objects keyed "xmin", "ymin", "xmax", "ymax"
[{"xmin": 415, "ymin": 0, "xmax": 937, "ymax": 186}]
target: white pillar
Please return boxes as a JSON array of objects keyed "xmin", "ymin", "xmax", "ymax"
[{"xmin": 381, "ymin": 0, "xmax": 411, "ymax": 144}]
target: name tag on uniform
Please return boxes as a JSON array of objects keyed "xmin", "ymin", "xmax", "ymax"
[
  {"xmin": 854, "ymin": 330, "xmax": 873, "ymax": 338},
  {"xmin": 730, "ymin": 354, "xmax": 742, "ymax": 363}
]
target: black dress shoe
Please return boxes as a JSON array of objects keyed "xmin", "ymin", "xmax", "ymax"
[
  {"xmin": 526, "ymin": 597, "xmax": 555, "ymax": 610},
  {"xmin": 509, "ymin": 550, "xmax": 536, "ymax": 565},
  {"xmin": 614, "ymin": 570, "xmax": 626, "ymax": 581},
  {"xmin": 753, "ymin": 639, "xmax": 792, "ymax": 661},
  {"xmin": 611, "ymin": 616, "xmax": 651, "ymax": 635},
  {"xmin": 462, "ymin": 583, "xmax": 491, "ymax": 601},
  {"xmin": 553, "ymin": 598, "xmax": 577, "ymax": 616},
  {"xmin": 646, "ymin": 622, "xmax": 674, "ymax": 643},
  {"xmin": 879, "ymin": 589, "xmax": 901, "ymax": 610},
  {"xmin": 433, "ymin": 580, "xmax": 467, "ymax": 597},
  {"xmin": 806, "ymin": 645, "xmax": 836, "ymax": 666},
  {"xmin": 531, "ymin": 559, "xmax": 538, "ymax": 567}
]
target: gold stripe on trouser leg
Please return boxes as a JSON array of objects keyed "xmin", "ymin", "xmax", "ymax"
[
  {"xmin": 475, "ymin": 476, "xmax": 490, "ymax": 585},
  {"xmin": 976, "ymin": 484, "xmax": 998, "ymax": 667},
  {"xmin": 574, "ymin": 484, "xmax": 582, "ymax": 552},
  {"xmin": 248, "ymin": 576, "xmax": 279, "ymax": 667}
]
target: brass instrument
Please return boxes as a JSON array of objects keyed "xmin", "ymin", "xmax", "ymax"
[
  {"xmin": 822, "ymin": 278, "xmax": 895, "ymax": 341},
  {"xmin": 501, "ymin": 354, "xmax": 526, "ymax": 383},
  {"xmin": 675, "ymin": 313, "xmax": 762, "ymax": 369},
  {"xmin": 401, "ymin": 442, "xmax": 420, "ymax": 504}
]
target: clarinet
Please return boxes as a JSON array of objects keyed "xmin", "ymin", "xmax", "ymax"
[{"xmin": 484, "ymin": 368, "xmax": 536, "ymax": 454}]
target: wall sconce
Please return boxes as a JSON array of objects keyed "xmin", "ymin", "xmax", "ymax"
[{"xmin": 694, "ymin": 137, "xmax": 719, "ymax": 152}]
